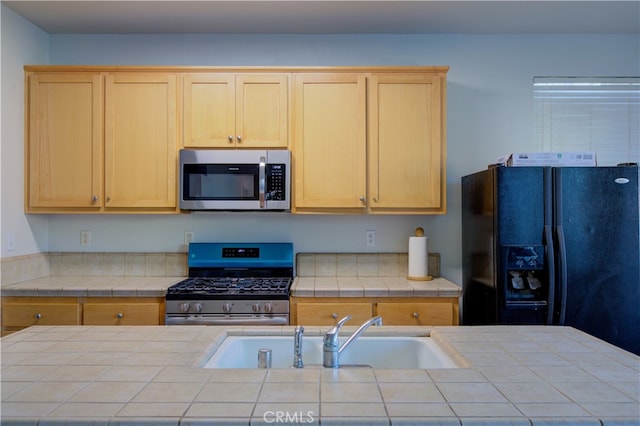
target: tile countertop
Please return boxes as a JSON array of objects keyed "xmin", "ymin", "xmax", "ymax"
[
  {"xmin": 0, "ymin": 276, "xmax": 185, "ymax": 297},
  {"xmin": 292, "ymin": 276, "xmax": 461, "ymax": 297},
  {"xmin": 0, "ymin": 276, "xmax": 461, "ymax": 298},
  {"xmin": 1, "ymin": 325, "xmax": 638, "ymax": 425}
]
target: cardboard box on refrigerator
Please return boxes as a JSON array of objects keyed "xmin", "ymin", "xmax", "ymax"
[{"xmin": 495, "ymin": 152, "xmax": 597, "ymax": 167}]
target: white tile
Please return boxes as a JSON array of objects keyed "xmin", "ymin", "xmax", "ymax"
[{"xmin": 379, "ymin": 382, "xmax": 445, "ymax": 403}]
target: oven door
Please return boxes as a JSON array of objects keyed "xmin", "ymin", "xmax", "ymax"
[{"xmin": 165, "ymin": 314, "xmax": 289, "ymax": 326}]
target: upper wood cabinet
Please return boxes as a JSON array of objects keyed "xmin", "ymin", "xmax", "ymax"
[
  {"xmin": 104, "ymin": 73, "xmax": 177, "ymax": 210},
  {"xmin": 292, "ymin": 73, "xmax": 367, "ymax": 211},
  {"xmin": 24, "ymin": 66, "xmax": 446, "ymax": 215},
  {"xmin": 25, "ymin": 69, "xmax": 179, "ymax": 213},
  {"xmin": 291, "ymin": 68, "xmax": 447, "ymax": 214},
  {"xmin": 368, "ymin": 73, "xmax": 445, "ymax": 213},
  {"xmin": 27, "ymin": 72, "xmax": 103, "ymax": 211},
  {"xmin": 183, "ymin": 73, "xmax": 288, "ymax": 148}
]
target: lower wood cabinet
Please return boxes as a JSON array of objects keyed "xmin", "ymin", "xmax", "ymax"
[
  {"xmin": 1, "ymin": 297, "xmax": 81, "ymax": 335},
  {"xmin": 83, "ymin": 298, "xmax": 164, "ymax": 326},
  {"xmin": 291, "ymin": 297, "xmax": 459, "ymax": 326},
  {"xmin": 294, "ymin": 300, "xmax": 373, "ymax": 326},
  {"xmin": 1, "ymin": 296, "xmax": 165, "ymax": 335},
  {"xmin": 376, "ymin": 301, "xmax": 457, "ymax": 326}
]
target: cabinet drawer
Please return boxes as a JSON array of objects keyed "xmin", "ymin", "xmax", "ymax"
[
  {"xmin": 1, "ymin": 301, "xmax": 80, "ymax": 327},
  {"xmin": 83, "ymin": 302, "xmax": 161, "ymax": 325},
  {"xmin": 376, "ymin": 302, "xmax": 454, "ymax": 326},
  {"xmin": 295, "ymin": 302, "xmax": 372, "ymax": 326}
]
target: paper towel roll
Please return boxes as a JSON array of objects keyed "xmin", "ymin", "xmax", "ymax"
[{"xmin": 407, "ymin": 235, "xmax": 431, "ymax": 281}]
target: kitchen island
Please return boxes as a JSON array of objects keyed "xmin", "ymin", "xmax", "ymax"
[{"xmin": 1, "ymin": 325, "xmax": 638, "ymax": 425}]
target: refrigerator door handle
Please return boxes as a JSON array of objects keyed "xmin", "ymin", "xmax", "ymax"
[
  {"xmin": 544, "ymin": 225, "xmax": 556, "ymax": 325},
  {"xmin": 556, "ymin": 225, "xmax": 568, "ymax": 325}
]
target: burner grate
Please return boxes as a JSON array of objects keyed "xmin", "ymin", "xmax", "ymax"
[{"xmin": 166, "ymin": 276, "xmax": 292, "ymax": 299}]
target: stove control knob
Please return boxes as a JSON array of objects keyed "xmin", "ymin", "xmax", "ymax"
[
  {"xmin": 222, "ymin": 303, "xmax": 232, "ymax": 313},
  {"xmin": 264, "ymin": 303, "xmax": 273, "ymax": 313},
  {"xmin": 252, "ymin": 303, "xmax": 261, "ymax": 313},
  {"xmin": 193, "ymin": 303, "xmax": 203, "ymax": 313},
  {"xmin": 179, "ymin": 303, "xmax": 190, "ymax": 313}
]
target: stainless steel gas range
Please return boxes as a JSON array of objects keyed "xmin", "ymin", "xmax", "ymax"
[{"xmin": 165, "ymin": 242, "xmax": 293, "ymax": 326}]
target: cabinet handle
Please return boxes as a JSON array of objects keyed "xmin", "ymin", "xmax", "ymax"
[
  {"xmin": 331, "ymin": 313, "xmax": 338, "ymax": 319},
  {"xmin": 237, "ymin": 136, "xmax": 242, "ymax": 143},
  {"xmin": 116, "ymin": 313, "xmax": 124, "ymax": 319},
  {"xmin": 412, "ymin": 312, "xmax": 419, "ymax": 319},
  {"xmin": 228, "ymin": 135, "xmax": 233, "ymax": 143},
  {"xmin": 35, "ymin": 313, "xmax": 42, "ymax": 320}
]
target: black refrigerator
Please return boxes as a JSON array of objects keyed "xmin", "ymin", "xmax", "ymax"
[{"xmin": 461, "ymin": 165, "xmax": 640, "ymax": 355}]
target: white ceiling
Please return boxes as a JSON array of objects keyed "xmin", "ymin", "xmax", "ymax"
[{"xmin": 2, "ymin": 0, "xmax": 639, "ymax": 35}]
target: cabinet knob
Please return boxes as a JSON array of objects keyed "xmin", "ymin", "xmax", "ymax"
[
  {"xmin": 92, "ymin": 195, "xmax": 98, "ymax": 203},
  {"xmin": 359, "ymin": 196, "xmax": 366, "ymax": 203},
  {"xmin": 237, "ymin": 136, "xmax": 242, "ymax": 143},
  {"xmin": 228, "ymin": 135, "xmax": 233, "ymax": 143},
  {"xmin": 373, "ymin": 198, "xmax": 378, "ymax": 203},
  {"xmin": 412, "ymin": 312, "xmax": 419, "ymax": 319},
  {"xmin": 116, "ymin": 312, "xmax": 124, "ymax": 319},
  {"xmin": 106, "ymin": 197, "xmax": 111, "ymax": 203},
  {"xmin": 331, "ymin": 312, "xmax": 338, "ymax": 319},
  {"xmin": 35, "ymin": 313, "xmax": 42, "ymax": 320}
]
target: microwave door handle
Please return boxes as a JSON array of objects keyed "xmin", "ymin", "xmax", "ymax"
[{"xmin": 259, "ymin": 156, "xmax": 266, "ymax": 209}]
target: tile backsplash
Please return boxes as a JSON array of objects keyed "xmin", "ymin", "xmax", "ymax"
[
  {"xmin": 296, "ymin": 252, "xmax": 440, "ymax": 278},
  {"xmin": 0, "ymin": 253, "xmax": 50, "ymax": 285},
  {"xmin": 1, "ymin": 251, "xmax": 441, "ymax": 286}
]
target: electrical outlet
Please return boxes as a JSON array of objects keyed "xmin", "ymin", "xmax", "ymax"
[
  {"xmin": 184, "ymin": 231, "xmax": 195, "ymax": 245},
  {"xmin": 80, "ymin": 230, "xmax": 91, "ymax": 246},
  {"xmin": 366, "ymin": 230, "xmax": 376, "ymax": 247}
]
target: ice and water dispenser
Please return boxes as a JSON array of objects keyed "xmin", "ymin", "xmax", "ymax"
[{"xmin": 500, "ymin": 245, "xmax": 548, "ymax": 324}]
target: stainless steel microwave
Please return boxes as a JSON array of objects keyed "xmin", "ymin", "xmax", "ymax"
[{"xmin": 179, "ymin": 149, "xmax": 290, "ymax": 211}]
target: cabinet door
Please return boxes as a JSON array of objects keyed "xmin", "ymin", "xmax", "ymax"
[
  {"xmin": 292, "ymin": 74, "xmax": 367, "ymax": 210},
  {"xmin": 184, "ymin": 74, "xmax": 288, "ymax": 148},
  {"xmin": 105, "ymin": 73, "xmax": 177, "ymax": 209},
  {"xmin": 368, "ymin": 74, "xmax": 445, "ymax": 213},
  {"xmin": 84, "ymin": 300, "xmax": 162, "ymax": 325},
  {"xmin": 236, "ymin": 74, "xmax": 289, "ymax": 148},
  {"xmin": 376, "ymin": 301, "xmax": 454, "ymax": 326},
  {"xmin": 27, "ymin": 72, "xmax": 102, "ymax": 209},
  {"xmin": 295, "ymin": 302, "xmax": 372, "ymax": 326},
  {"xmin": 1, "ymin": 299, "xmax": 80, "ymax": 327},
  {"xmin": 183, "ymin": 74, "xmax": 235, "ymax": 147}
]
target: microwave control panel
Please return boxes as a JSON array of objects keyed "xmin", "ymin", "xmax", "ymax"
[{"xmin": 266, "ymin": 164, "xmax": 287, "ymax": 200}]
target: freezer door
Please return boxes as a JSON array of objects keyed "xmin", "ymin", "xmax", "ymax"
[
  {"xmin": 461, "ymin": 167, "xmax": 552, "ymax": 325},
  {"xmin": 554, "ymin": 166, "xmax": 640, "ymax": 355}
]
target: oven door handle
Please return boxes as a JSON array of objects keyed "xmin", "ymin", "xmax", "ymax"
[
  {"xmin": 259, "ymin": 156, "xmax": 266, "ymax": 209},
  {"xmin": 165, "ymin": 315, "xmax": 288, "ymax": 326}
]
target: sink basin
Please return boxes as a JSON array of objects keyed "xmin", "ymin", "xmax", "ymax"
[{"xmin": 203, "ymin": 335, "xmax": 458, "ymax": 369}]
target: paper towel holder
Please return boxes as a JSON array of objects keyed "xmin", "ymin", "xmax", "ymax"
[{"xmin": 407, "ymin": 227, "xmax": 433, "ymax": 281}]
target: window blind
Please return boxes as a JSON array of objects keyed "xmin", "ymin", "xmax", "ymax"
[{"xmin": 534, "ymin": 77, "xmax": 639, "ymax": 166}]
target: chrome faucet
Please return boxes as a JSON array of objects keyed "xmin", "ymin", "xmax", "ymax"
[
  {"xmin": 293, "ymin": 325, "xmax": 304, "ymax": 368},
  {"xmin": 322, "ymin": 315, "xmax": 383, "ymax": 368}
]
